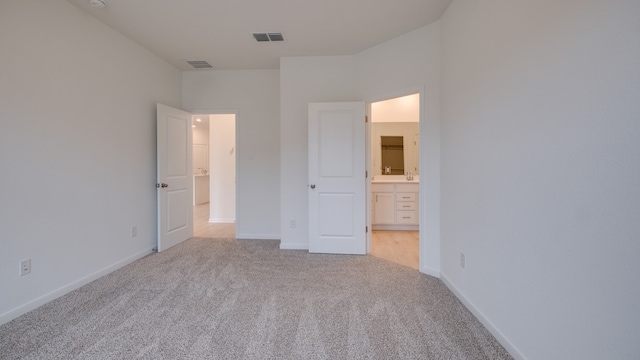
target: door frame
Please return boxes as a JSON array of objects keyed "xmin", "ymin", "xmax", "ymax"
[
  {"xmin": 365, "ymin": 85, "xmax": 431, "ymax": 274},
  {"xmin": 190, "ymin": 109, "xmax": 239, "ymax": 231}
]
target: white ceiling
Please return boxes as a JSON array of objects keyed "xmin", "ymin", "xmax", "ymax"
[
  {"xmin": 66, "ymin": 0, "xmax": 452, "ymax": 71},
  {"xmin": 372, "ymin": 93, "xmax": 420, "ymax": 123}
]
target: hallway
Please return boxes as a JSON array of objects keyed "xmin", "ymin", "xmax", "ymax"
[{"xmin": 193, "ymin": 203, "xmax": 235, "ymax": 238}]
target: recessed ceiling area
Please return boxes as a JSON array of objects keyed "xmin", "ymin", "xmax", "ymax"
[{"xmin": 66, "ymin": 0, "xmax": 453, "ymax": 70}]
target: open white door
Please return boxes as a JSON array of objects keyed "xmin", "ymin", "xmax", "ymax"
[
  {"xmin": 157, "ymin": 103, "xmax": 193, "ymax": 252},
  {"xmin": 308, "ymin": 102, "xmax": 366, "ymax": 254}
]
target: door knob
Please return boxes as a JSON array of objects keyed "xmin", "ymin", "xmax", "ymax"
[
  {"xmin": 156, "ymin": 183, "xmax": 169, "ymax": 188},
  {"xmin": 310, "ymin": 184, "xmax": 316, "ymax": 189}
]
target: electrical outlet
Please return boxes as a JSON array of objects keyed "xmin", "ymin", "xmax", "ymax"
[
  {"xmin": 20, "ymin": 259, "xmax": 31, "ymax": 276},
  {"xmin": 460, "ymin": 253, "xmax": 466, "ymax": 269},
  {"xmin": 131, "ymin": 226, "xmax": 137, "ymax": 237},
  {"xmin": 289, "ymin": 219, "xmax": 296, "ymax": 228}
]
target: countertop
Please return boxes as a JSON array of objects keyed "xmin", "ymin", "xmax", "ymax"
[{"xmin": 371, "ymin": 175, "xmax": 419, "ymax": 184}]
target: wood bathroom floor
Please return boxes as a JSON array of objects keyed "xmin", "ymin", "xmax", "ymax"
[{"xmin": 371, "ymin": 230, "xmax": 419, "ymax": 270}]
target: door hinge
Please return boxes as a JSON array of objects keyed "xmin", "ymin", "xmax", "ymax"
[
  {"xmin": 366, "ymin": 226, "xmax": 368, "ymax": 233},
  {"xmin": 365, "ymin": 116, "xmax": 368, "ymax": 123},
  {"xmin": 366, "ymin": 171, "xmax": 368, "ymax": 178}
]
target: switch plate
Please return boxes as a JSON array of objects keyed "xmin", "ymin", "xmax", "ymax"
[
  {"xmin": 460, "ymin": 253, "xmax": 466, "ymax": 269},
  {"xmin": 289, "ymin": 219, "xmax": 296, "ymax": 228},
  {"xmin": 20, "ymin": 259, "xmax": 31, "ymax": 276},
  {"xmin": 131, "ymin": 226, "xmax": 137, "ymax": 237}
]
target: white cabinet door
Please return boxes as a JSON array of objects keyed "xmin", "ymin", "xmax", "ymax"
[{"xmin": 374, "ymin": 192, "xmax": 395, "ymax": 224}]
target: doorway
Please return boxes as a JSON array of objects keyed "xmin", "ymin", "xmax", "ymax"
[
  {"xmin": 369, "ymin": 93, "xmax": 420, "ymax": 270},
  {"xmin": 192, "ymin": 113, "xmax": 237, "ymax": 238}
]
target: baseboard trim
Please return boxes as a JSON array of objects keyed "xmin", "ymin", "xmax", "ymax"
[
  {"xmin": 420, "ymin": 266, "xmax": 440, "ymax": 278},
  {"xmin": 235, "ymin": 233, "xmax": 280, "ymax": 240},
  {"xmin": 372, "ymin": 224, "xmax": 419, "ymax": 231},
  {"xmin": 440, "ymin": 273, "xmax": 526, "ymax": 360},
  {"xmin": 208, "ymin": 218, "xmax": 235, "ymax": 223},
  {"xmin": 0, "ymin": 247, "xmax": 154, "ymax": 326},
  {"xmin": 279, "ymin": 242, "xmax": 309, "ymax": 250}
]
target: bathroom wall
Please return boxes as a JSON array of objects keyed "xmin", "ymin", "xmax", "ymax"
[
  {"xmin": 209, "ymin": 114, "xmax": 236, "ymax": 222},
  {"xmin": 371, "ymin": 122, "xmax": 419, "ymax": 176},
  {"xmin": 193, "ymin": 123, "xmax": 209, "ymax": 205},
  {"xmin": 193, "ymin": 124, "xmax": 209, "ymax": 144}
]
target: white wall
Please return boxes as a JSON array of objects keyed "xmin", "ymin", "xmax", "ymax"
[
  {"xmin": 0, "ymin": 0, "xmax": 181, "ymax": 323},
  {"xmin": 209, "ymin": 114, "xmax": 236, "ymax": 222},
  {"xmin": 371, "ymin": 93, "xmax": 420, "ymax": 123},
  {"xmin": 182, "ymin": 70, "xmax": 280, "ymax": 239},
  {"xmin": 193, "ymin": 124, "xmax": 209, "ymax": 205},
  {"xmin": 193, "ymin": 125, "xmax": 209, "ymax": 145},
  {"xmin": 440, "ymin": 0, "xmax": 640, "ymax": 358},
  {"xmin": 193, "ymin": 175, "xmax": 210, "ymax": 205},
  {"xmin": 279, "ymin": 56, "xmax": 356, "ymax": 249},
  {"xmin": 355, "ymin": 23, "xmax": 442, "ymax": 276},
  {"xmin": 278, "ymin": 25, "xmax": 442, "ymax": 276}
]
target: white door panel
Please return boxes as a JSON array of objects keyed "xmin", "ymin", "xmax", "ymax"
[
  {"xmin": 166, "ymin": 189, "xmax": 188, "ymax": 232},
  {"xmin": 157, "ymin": 103, "xmax": 193, "ymax": 252},
  {"xmin": 309, "ymin": 102, "xmax": 366, "ymax": 254},
  {"xmin": 319, "ymin": 193, "xmax": 355, "ymax": 236}
]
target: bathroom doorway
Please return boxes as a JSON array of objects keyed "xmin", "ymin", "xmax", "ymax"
[
  {"xmin": 369, "ymin": 93, "xmax": 420, "ymax": 269},
  {"xmin": 192, "ymin": 113, "xmax": 237, "ymax": 238}
]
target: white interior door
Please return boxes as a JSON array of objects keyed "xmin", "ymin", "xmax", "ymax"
[
  {"xmin": 308, "ymin": 102, "xmax": 366, "ymax": 254},
  {"xmin": 157, "ymin": 103, "xmax": 193, "ymax": 252}
]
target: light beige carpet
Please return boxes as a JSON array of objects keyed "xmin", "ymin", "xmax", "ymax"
[{"xmin": 0, "ymin": 238, "xmax": 511, "ymax": 359}]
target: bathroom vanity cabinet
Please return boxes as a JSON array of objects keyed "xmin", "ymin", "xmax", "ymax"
[{"xmin": 371, "ymin": 182, "xmax": 419, "ymax": 230}]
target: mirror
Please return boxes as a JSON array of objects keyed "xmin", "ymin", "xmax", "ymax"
[
  {"xmin": 381, "ymin": 136, "xmax": 404, "ymax": 174},
  {"xmin": 371, "ymin": 122, "xmax": 419, "ymax": 176}
]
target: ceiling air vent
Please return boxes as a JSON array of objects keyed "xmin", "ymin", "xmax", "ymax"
[
  {"xmin": 186, "ymin": 60, "xmax": 213, "ymax": 69},
  {"xmin": 252, "ymin": 33, "xmax": 285, "ymax": 42}
]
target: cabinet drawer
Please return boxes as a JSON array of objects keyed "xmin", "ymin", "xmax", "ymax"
[
  {"xmin": 396, "ymin": 202, "xmax": 416, "ymax": 211},
  {"xmin": 396, "ymin": 210, "xmax": 417, "ymax": 224},
  {"xmin": 396, "ymin": 192, "xmax": 417, "ymax": 202},
  {"xmin": 371, "ymin": 184, "xmax": 394, "ymax": 192},
  {"xmin": 396, "ymin": 184, "xmax": 419, "ymax": 193}
]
